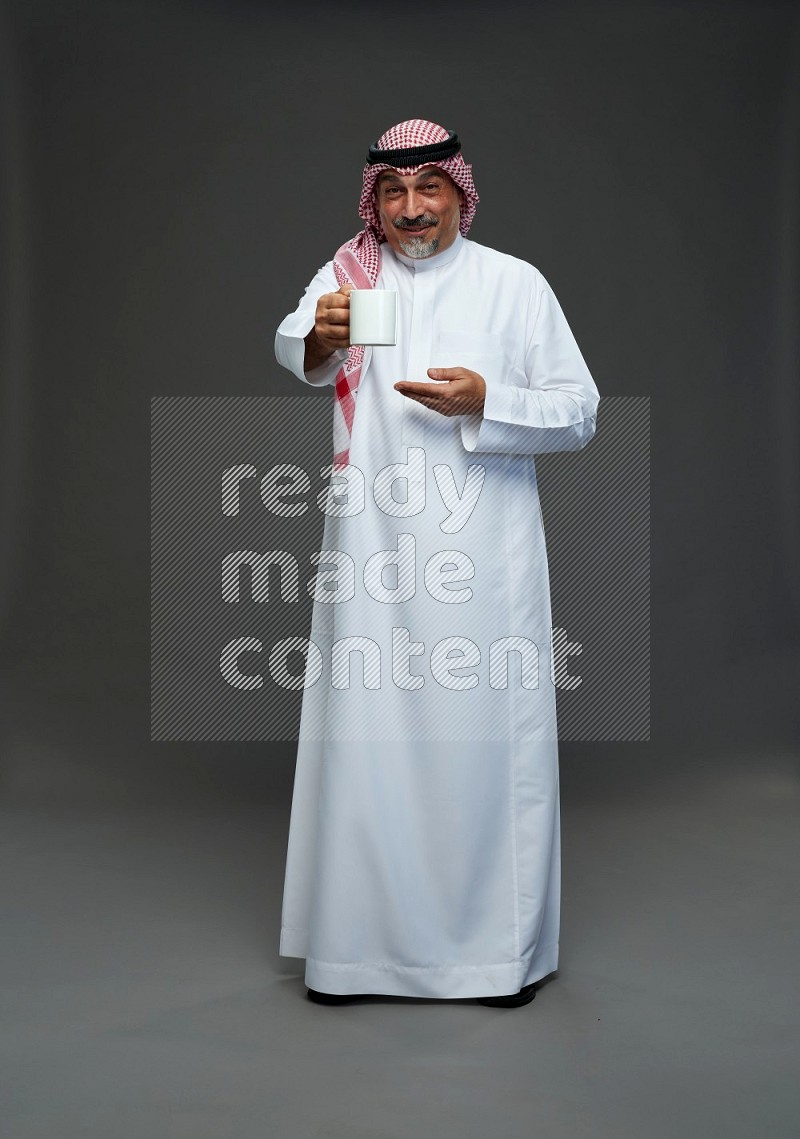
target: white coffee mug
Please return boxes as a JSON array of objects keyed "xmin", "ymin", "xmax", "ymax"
[{"xmin": 349, "ymin": 289, "xmax": 397, "ymax": 346}]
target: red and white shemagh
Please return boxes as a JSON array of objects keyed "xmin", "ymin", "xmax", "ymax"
[{"xmin": 330, "ymin": 119, "xmax": 479, "ymax": 469}]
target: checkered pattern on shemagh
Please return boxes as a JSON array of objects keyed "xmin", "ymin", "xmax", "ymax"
[{"xmin": 329, "ymin": 119, "xmax": 479, "ymax": 470}]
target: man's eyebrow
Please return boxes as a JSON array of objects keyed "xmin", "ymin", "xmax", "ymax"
[{"xmin": 377, "ymin": 169, "xmax": 448, "ymax": 186}]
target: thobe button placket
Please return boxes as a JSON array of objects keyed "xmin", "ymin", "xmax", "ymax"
[{"xmin": 401, "ymin": 267, "xmax": 435, "ymax": 461}]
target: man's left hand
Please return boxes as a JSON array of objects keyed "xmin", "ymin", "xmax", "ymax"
[{"xmin": 394, "ymin": 368, "xmax": 486, "ymax": 417}]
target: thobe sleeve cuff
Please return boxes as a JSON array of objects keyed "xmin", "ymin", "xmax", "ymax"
[
  {"xmin": 460, "ymin": 380, "xmax": 599, "ymax": 455},
  {"xmin": 274, "ymin": 319, "xmax": 347, "ymax": 388},
  {"xmin": 274, "ymin": 260, "xmax": 344, "ymax": 388}
]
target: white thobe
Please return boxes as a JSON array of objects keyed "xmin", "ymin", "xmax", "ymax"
[{"xmin": 274, "ymin": 233, "xmax": 599, "ymax": 998}]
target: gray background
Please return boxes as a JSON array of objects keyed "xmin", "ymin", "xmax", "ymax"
[{"xmin": 1, "ymin": 1, "xmax": 798, "ymax": 1136}]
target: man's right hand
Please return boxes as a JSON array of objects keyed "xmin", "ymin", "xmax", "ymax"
[{"xmin": 303, "ymin": 284, "xmax": 353, "ymax": 371}]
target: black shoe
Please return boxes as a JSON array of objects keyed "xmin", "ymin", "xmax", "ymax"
[
  {"xmin": 306, "ymin": 987, "xmax": 372, "ymax": 1004},
  {"xmin": 477, "ymin": 982, "xmax": 536, "ymax": 1008}
]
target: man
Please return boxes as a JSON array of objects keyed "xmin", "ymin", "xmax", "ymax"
[{"xmin": 274, "ymin": 119, "xmax": 599, "ymax": 1008}]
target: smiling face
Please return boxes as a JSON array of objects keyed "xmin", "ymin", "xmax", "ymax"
[{"xmin": 376, "ymin": 166, "xmax": 463, "ymax": 259}]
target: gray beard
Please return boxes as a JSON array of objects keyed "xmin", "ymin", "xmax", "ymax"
[{"xmin": 397, "ymin": 233, "xmax": 441, "ymax": 258}]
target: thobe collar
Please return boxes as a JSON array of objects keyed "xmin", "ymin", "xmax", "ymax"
[{"xmin": 387, "ymin": 232, "xmax": 464, "ymax": 273}]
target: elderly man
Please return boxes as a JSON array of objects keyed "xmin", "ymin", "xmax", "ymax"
[{"xmin": 274, "ymin": 120, "xmax": 600, "ymax": 1008}]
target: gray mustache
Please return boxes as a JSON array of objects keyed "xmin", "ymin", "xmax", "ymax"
[{"xmin": 393, "ymin": 216, "xmax": 438, "ymax": 230}]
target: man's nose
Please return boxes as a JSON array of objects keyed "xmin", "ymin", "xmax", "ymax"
[{"xmin": 404, "ymin": 190, "xmax": 422, "ymax": 219}]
